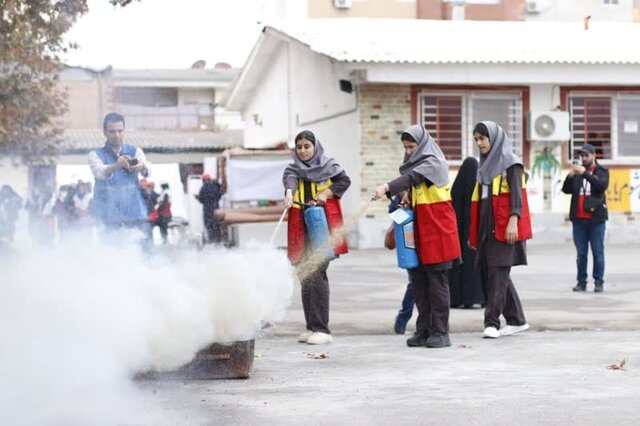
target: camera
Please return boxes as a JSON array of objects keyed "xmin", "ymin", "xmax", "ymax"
[
  {"xmin": 572, "ymin": 159, "xmax": 580, "ymax": 165},
  {"xmin": 127, "ymin": 158, "xmax": 139, "ymax": 166}
]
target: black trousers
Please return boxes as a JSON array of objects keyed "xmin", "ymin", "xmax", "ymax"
[
  {"xmin": 300, "ymin": 261, "xmax": 331, "ymax": 334},
  {"xmin": 483, "ymin": 266, "xmax": 526, "ymax": 329},
  {"xmin": 408, "ymin": 265, "xmax": 450, "ymax": 336},
  {"xmin": 155, "ymin": 217, "xmax": 170, "ymax": 243},
  {"xmin": 204, "ymin": 215, "xmax": 222, "ymax": 243}
]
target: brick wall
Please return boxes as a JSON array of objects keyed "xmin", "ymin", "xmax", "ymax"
[{"xmin": 358, "ymin": 84, "xmax": 412, "ymax": 219}]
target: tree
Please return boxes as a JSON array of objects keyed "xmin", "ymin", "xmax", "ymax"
[{"xmin": 0, "ymin": 0, "xmax": 138, "ymax": 165}]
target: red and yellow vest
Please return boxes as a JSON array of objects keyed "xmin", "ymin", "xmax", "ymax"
[
  {"xmin": 469, "ymin": 172, "xmax": 532, "ymax": 248},
  {"xmin": 411, "ymin": 182, "xmax": 461, "ymax": 265},
  {"xmin": 287, "ymin": 178, "xmax": 348, "ymax": 264}
]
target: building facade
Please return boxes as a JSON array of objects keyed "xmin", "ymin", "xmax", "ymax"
[{"xmin": 226, "ymin": 19, "xmax": 640, "ymax": 247}]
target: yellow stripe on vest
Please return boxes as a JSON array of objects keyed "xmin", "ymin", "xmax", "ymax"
[
  {"xmin": 411, "ymin": 182, "xmax": 452, "ymax": 206},
  {"xmin": 292, "ymin": 178, "xmax": 333, "ymax": 208},
  {"xmin": 472, "ymin": 173, "xmax": 528, "ymax": 198}
]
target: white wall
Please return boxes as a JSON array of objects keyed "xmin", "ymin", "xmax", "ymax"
[
  {"xmin": 242, "ymin": 46, "xmax": 291, "ymax": 148},
  {"xmin": 287, "ymin": 42, "xmax": 362, "ymax": 235},
  {"xmin": 365, "ymin": 63, "xmax": 640, "ymax": 85},
  {"xmin": 239, "ymin": 41, "xmax": 363, "ymax": 242},
  {"xmin": 526, "ymin": 0, "xmax": 633, "ymax": 22}
]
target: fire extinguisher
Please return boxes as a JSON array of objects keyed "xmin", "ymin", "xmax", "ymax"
[{"xmin": 393, "ymin": 208, "xmax": 419, "ymax": 269}]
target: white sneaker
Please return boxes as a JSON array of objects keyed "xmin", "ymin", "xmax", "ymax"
[
  {"xmin": 499, "ymin": 323, "xmax": 530, "ymax": 337},
  {"xmin": 298, "ymin": 332, "xmax": 312, "ymax": 343},
  {"xmin": 482, "ymin": 327, "xmax": 500, "ymax": 339},
  {"xmin": 307, "ymin": 332, "xmax": 333, "ymax": 345}
]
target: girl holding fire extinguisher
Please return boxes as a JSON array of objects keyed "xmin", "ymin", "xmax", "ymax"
[
  {"xmin": 283, "ymin": 130, "xmax": 351, "ymax": 345},
  {"xmin": 372, "ymin": 125, "xmax": 460, "ymax": 349}
]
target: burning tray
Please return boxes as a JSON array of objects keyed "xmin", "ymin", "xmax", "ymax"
[{"xmin": 136, "ymin": 339, "xmax": 255, "ymax": 380}]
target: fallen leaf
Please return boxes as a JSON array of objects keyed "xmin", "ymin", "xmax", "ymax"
[
  {"xmin": 607, "ymin": 358, "xmax": 628, "ymax": 371},
  {"xmin": 306, "ymin": 352, "xmax": 330, "ymax": 359}
]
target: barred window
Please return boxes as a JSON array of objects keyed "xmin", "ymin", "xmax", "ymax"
[
  {"xmin": 419, "ymin": 91, "xmax": 523, "ymax": 162},
  {"xmin": 568, "ymin": 92, "xmax": 640, "ymax": 160},
  {"xmin": 569, "ymin": 96, "xmax": 612, "ymax": 159}
]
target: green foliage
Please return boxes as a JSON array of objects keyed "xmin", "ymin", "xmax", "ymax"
[
  {"xmin": 0, "ymin": 0, "xmax": 138, "ymax": 165},
  {"xmin": 532, "ymin": 146, "xmax": 561, "ymax": 177}
]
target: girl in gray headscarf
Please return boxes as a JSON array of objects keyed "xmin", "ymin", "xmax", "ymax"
[
  {"xmin": 283, "ymin": 130, "xmax": 351, "ymax": 345},
  {"xmin": 470, "ymin": 121, "xmax": 532, "ymax": 340},
  {"xmin": 372, "ymin": 125, "xmax": 461, "ymax": 349}
]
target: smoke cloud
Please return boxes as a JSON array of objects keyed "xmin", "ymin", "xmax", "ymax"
[{"xmin": 0, "ymin": 237, "xmax": 293, "ymax": 424}]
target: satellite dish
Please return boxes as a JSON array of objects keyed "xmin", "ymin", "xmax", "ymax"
[
  {"xmin": 534, "ymin": 114, "xmax": 556, "ymax": 138},
  {"xmin": 191, "ymin": 60, "xmax": 206, "ymax": 69}
]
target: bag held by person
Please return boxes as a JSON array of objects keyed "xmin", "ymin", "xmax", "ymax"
[
  {"xmin": 583, "ymin": 195, "xmax": 604, "ymax": 214},
  {"xmin": 384, "ymin": 223, "xmax": 396, "ymax": 250}
]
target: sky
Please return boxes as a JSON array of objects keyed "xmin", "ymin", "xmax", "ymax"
[{"xmin": 62, "ymin": 0, "xmax": 293, "ymax": 70}]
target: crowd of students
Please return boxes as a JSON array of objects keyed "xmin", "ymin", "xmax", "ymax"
[{"xmin": 285, "ymin": 122, "xmax": 533, "ymax": 347}]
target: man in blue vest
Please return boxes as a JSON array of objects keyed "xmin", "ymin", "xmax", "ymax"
[{"xmin": 89, "ymin": 112, "xmax": 150, "ymax": 240}]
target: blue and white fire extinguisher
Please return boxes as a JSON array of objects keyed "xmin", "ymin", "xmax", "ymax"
[
  {"xmin": 304, "ymin": 205, "xmax": 336, "ymax": 260},
  {"xmin": 393, "ymin": 209, "xmax": 419, "ymax": 269}
]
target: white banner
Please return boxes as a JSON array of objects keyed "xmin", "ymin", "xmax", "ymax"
[{"xmin": 226, "ymin": 159, "xmax": 291, "ymax": 202}]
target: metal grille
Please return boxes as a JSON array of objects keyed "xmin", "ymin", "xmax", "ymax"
[
  {"xmin": 420, "ymin": 91, "xmax": 523, "ymax": 161},
  {"xmin": 421, "ymin": 96, "xmax": 463, "ymax": 160},
  {"xmin": 569, "ymin": 96, "xmax": 612, "ymax": 159},
  {"xmin": 616, "ymin": 98, "xmax": 640, "ymax": 157},
  {"xmin": 471, "ymin": 97, "xmax": 523, "ymax": 158}
]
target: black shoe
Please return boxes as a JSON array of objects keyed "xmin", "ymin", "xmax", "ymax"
[
  {"xmin": 406, "ymin": 331, "xmax": 429, "ymax": 347},
  {"xmin": 394, "ymin": 316, "xmax": 408, "ymax": 335},
  {"xmin": 426, "ymin": 333, "xmax": 451, "ymax": 348},
  {"xmin": 572, "ymin": 284, "xmax": 586, "ymax": 292},
  {"xmin": 594, "ymin": 283, "xmax": 604, "ymax": 293}
]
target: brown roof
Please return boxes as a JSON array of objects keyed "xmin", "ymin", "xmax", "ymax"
[{"xmin": 61, "ymin": 128, "xmax": 243, "ymax": 153}]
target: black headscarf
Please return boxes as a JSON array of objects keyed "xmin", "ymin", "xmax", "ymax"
[{"xmin": 451, "ymin": 157, "xmax": 478, "ymax": 243}]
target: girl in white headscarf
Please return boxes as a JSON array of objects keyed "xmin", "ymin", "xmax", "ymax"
[
  {"xmin": 283, "ymin": 130, "xmax": 351, "ymax": 345},
  {"xmin": 372, "ymin": 125, "xmax": 460, "ymax": 349},
  {"xmin": 469, "ymin": 121, "xmax": 532, "ymax": 339}
]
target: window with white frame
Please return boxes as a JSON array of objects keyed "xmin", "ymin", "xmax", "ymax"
[
  {"xmin": 419, "ymin": 91, "xmax": 523, "ymax": 162},
  {"xmin": 568, "ymin": 92, "xmax": 640, "ymax": 160}
]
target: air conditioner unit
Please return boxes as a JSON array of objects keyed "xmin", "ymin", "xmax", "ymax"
[
  {"xmin": 528, "ymin": 111, "xmax": 571, "ymax": 142},
  {"xmin": 334, "ymin": 0, "xmax": 352, "ymax": 9},
  {"xmin": 525, "ymin": 0, "xmax": 542, "ymax": 13}
]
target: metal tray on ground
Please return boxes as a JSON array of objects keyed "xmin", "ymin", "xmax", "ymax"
[{"xmin": 136, "ymin": 339, "xmax": 255, "ymax": 380}]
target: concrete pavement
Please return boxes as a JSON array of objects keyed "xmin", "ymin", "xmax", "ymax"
[
  {"xmin": 279, "ymin": 243, "xmax": 640, "ymax": 336},
  {"xmin": 135, "ymin": 243, "xmax": 640, "ymax": 425}
]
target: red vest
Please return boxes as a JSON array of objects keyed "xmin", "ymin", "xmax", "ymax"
[
  {"xmin": 469, "ymin": 172, "xmax": 532, "ymax": 248},
  {"xmin": 411, "ymin": 182, "xmax": 461, "ymax": 265},
  {"xmin": 287, "ymin": 179, "xmax": 348, "ymax": 264}
]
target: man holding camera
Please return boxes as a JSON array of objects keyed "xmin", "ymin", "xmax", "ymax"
[
  {"xmin": 561, "ymin": 143, "xmax": 609, "ymax": 293},
  {"xmin": 89, "ymin": 112, "xmax": 150, "ymax": 235}
]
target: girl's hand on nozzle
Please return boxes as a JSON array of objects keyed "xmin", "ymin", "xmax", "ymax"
[{"xmin": 372, "ymin": 184, "xmax": 389, "ymax": 201}]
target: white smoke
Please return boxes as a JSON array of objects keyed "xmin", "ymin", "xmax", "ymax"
[{"xmin": 0, "ymin": 237, "xmax": 293, "ymax": 425}]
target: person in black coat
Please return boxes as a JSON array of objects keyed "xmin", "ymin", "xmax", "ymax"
[
  {"xmin": 449, "ymin": 157, "xmax": 486, "ymax": 308},
  {"xmin": 561, "ymin": 143, "xmax": 609, "ymax": 293},
  {"xmin": 196, "ymin": 173, "xmax": 223, "ymax": 244}
]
